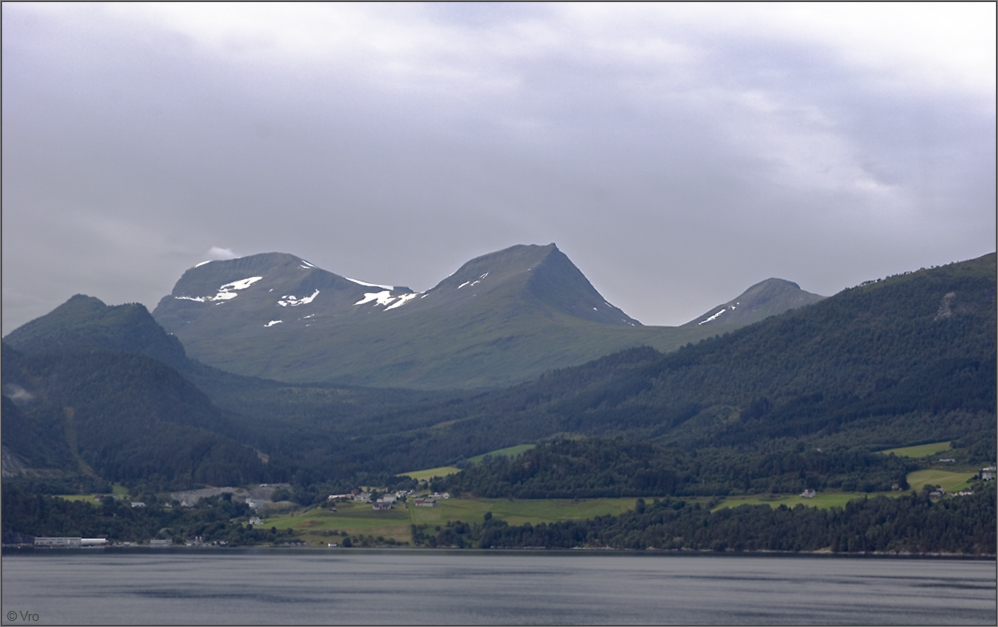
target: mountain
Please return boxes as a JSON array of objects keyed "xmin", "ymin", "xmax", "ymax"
[
  {"xmin": 1, "ymin": 252, "xmax": 993, "ymax": 497},
  {"xmin": 358, "ymin": 252, "xmax": 996, "ymax": 473},
  {"xmin": 684, "ymin": 278, "xmax": 825, "ymax": 328},
  {"xmin": 150, "ymin": 244, "xmax": 808, "ymax": 389},
  {"xmin": 4, "ymin": 295, "xmax": 189, "ymax": 370},
  {"xmin": 1, "ymin": 342, "xmax": 271, "ymax": 490}
]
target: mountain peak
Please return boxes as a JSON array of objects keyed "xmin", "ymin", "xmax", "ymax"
[
  {"xmin": 422, "ymin": 243, "xmax": 640, "ymax": 326},
  {"xmin": 685, "ymin": 278, "xmax": 825, "ymax": 328},
  {"xmin": 3, "ymin": 294, "xmax": 189, "ymax": 369}
]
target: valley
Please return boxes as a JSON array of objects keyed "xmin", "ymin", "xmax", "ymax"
[{"xmin": 2, "ymin": 248, "xmax": 995, "ymax": 553}]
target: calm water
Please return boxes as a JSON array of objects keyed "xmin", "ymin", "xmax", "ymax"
[{"xmin": 1, "ymin": 549, "xmax": 995, "ymax": 625}]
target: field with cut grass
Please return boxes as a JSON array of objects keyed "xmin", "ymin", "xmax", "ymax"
[
  {"xmin": 466, "ymin": 444, "xmax": 536, "ymax": 464},
  {"xmin": 906, "ymin": 469, "xmax": 976, "ymax": 492},
  {"xmin": 713, "ymin": 492, "xmax": 875, "ymax": 511},
  {"xmin": 398, "ymin": 466, "xmax": 462, "ymax": 481},
  {"xmin": 408, "ymin": 497, "xmax": 639, "ymax": 527},
  {"xmin": 258, "ymin": 496, "xmax": 642, "ymax": 546},
  {"xmin": 263, "ymin": 501, "xmax": 413, "ymax": 546},
  {"xmin": 879, "ymin": 441, "xmax": 952, "ymax": 458},
  {"xmin": 53, "ymin": 494, "xmax": 100, "ymax": 503},
  {"xmin": 400, "ymin": 445, "xmax": 538, "ymax": 480}
]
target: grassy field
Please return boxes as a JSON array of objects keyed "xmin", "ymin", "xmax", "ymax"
[
  {"xmin": 466, "ymin": 444, "xmax": 536, "ymax": 464},
  {"xmin": 263, "ymin": 501, "xmax": 413, "ymax": 545},
  {"xmin": 409, "ymin": 497, "xmax": 639, "ymax": 527},
  {"xmin": 906, "ymin": 469, "xmax": 975, "ymax": 492},
  {"xmin": 53, "ymin": 494, "xmax": 99, "ymax": 503},
  {"xmin": 713, "ymin": 492, "xmax": 873, "ymax": 511},
  {"xmin": 879, "ymin": 441, "xmax": 952, "ymax": 458},
  {"xmin": 260, "ymin": 497, "xmax": 642, "ymax": 546},
  {"xmin": 400, "ymin": 444, "xmax": 537, "ymax": 480},
  {"xmin": 714, "ymin": 468, "xmax": 979, "ymax": 511},
  {"xmin": 398, "ymin": 466, "xmax": 463, "ymax": 481}
]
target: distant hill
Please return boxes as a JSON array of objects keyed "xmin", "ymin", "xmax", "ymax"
[
  {"xmin": 323, "ymin": 253, "xmax": 996, "ymax": 473},
  {"xmin": 1, "ymin": 252, "xmax": 993, "ymax": 495},
  {"xmin": 4, "ymin": 295, "xmax": 189, "ymax": 370},
  {"xmin": 1, "ymin": 343, "xmax": 271, "ymax": 489},
  {"xmin": 149, "ymin": 244, "xmax": 815, "ymax": 389},
  {"xmin": 684, "ymin": 278, "xmax": 825, "ymax": 328}
]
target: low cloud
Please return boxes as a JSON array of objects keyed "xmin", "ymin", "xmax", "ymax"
[
  {"xmin": 4, "ymin": 384, "xmax": 35, "ymax": 403},
  {"xmin": 206, "ymin": 247, "xmax": 239, "ymax": 260}
]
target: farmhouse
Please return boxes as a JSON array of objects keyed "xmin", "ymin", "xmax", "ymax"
[
  {"xmin": 413, "ymin": 498, "xmax": 436, "ymax": 507},
  {"xmin": 800, "ymin": 489, "xmax": 816, "ymax": 498},
  {"xmin": 372, "ymin": 502, "xmax": 392, "ymax": 510}
]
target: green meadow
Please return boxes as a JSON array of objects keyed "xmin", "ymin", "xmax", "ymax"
[
  {"xmin": 398, "ymin": 466, "xmax": 462, "ymax": 481},
  {"xmin": 408, "ymin": 497, "xmax": 639, "ymax": 528},
  {"xmin": 905, "ymin": 469, "xmax": 975, "ymax": 492},
  {"xmin": 255, "ymin": 467, "xmax": 983, "ymax": 546},
  {"xmin": 713, "ymin": 492, "xmax": 871, "ymax": 511},
  {"xmin": 400, "ymin": 444, "xmax": 537, "ymax": 480},
  {"xmin": 714, "ymin": 468, "xmax": 979, "ymax": 511},
  {"xmin": 466, "ymin": 444, "xmax": 536, "ymax": 464},
  {"xmin": 878, "ymin": 441, "xmax": 952, "ymax": 458},
  {"xmin": 263, "ymin": 500, "xmax": 413, "ymax": 545},
  {"xmin": 260, "ymin": 496, "xmax": 641, "ymax": 546}
]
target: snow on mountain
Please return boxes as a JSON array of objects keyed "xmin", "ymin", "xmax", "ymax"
[
  {"xmin": 278, "ymin": 290, "xmax": 320, "ymax": 307},
  {"xmin": 175, "ymin": 276, "xmax": 263, "ymax": 303},
  {"xmin": 345, "ymin": 277, "xmax": 394, "ymax": 290}
]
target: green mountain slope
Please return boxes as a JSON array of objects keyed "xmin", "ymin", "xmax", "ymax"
[
  {"xmin": 150, "ymin": 244, "xmax": 817, "ymax": 389},
  {"xmin": 310, "ymin": 253, "xmax": 996, "ymax": 473},
  {"xmin": 1, "ymin": 342, "xmax": 271, "ymax": 489},
  {"xmin": 684, "ymin": 278, "xmax": 825, "ymax": 328},
  {"xmin": 1, "ymin": 252, "xmax": 993, "ymax": 498},
  {"xmin": 4, "ymin": 295, "xmax": 189, "ymax": 370}
]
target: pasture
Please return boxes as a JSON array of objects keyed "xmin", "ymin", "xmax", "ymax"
[
  {"xmin": 398, "ymin": 466, "xmax": 462, "ymax": 481},
  {"xmin": 409, "ymin": 497, "xmax": 639, "ymax": 528},
  {"xmin": 713, "ymin": 492, "xmax": 864, "ymax": 511},
  {"xmin": 905, "ymin": 469, "xmax": 975, "ymax": 493},
  {"xmin": 466, "ymin": 444, "xmax": 536, "ymax": 464},
  {"xmin": 878, "ymin": 441, "xmax": 952, "ymax": 458}
]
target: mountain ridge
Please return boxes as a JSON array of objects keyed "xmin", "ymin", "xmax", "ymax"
[
  {"xmin": 685, "ymin": 278, "xmax": 825, "ymax": 328},
  {"xmin": 148, "ymin": 243, "xmax": 816, "ymax": 388}
]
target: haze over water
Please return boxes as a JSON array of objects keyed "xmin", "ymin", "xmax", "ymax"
[{"xmin": 2, "ymin": 550, "xmax": 995, "ymax": 625}]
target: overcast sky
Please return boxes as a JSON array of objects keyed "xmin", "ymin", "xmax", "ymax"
[{"xmin": 3, "ymin": 3, "xmax": 995, "ymax": 333}]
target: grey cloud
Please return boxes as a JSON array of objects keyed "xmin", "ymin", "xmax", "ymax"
[{"xmin": 2, "ymin": 5, "xmax": 994, "ymax": 333}]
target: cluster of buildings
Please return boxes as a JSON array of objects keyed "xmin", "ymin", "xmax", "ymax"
[{"xmin": 325, "ymin": 489, "xmax": 451, "ymax": 510}]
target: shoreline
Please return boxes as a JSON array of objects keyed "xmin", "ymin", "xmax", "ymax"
[{"xmin": 4, "ymin": 543, "xmax": 994, "ymax": 560}]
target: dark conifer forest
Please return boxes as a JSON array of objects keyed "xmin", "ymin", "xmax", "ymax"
[{"xmin": 2, "ymin": 253, "xmax": 995, "ymax": 552}]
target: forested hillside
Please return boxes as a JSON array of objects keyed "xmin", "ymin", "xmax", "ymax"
[
  {"xmin": 2, "ymin": 254, "xmax": 994, "ymax": 497},
  {"xmin": 2, "ymin": 345, "xmax": 273, "ymax": 490}
]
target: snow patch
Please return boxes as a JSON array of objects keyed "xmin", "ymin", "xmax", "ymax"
[
  {"xmin": 300, "ymin": 259, "xmax": 315, "ymax": 268},
  {"xmin": 698, "ymin": 308, "xmax": 728, "ymax": 325},
  {"xmin": 346, "ymin": 277, "xmax": 394, "ymax": 290},
  {"xmin": 222, "ymin": 277, "xmax": 263, "ymax": 291},
  {"xmin": 175, "ymin": 276, "xmax": 263, "ymax": 303},
  {"xmin": 278, "ymin": 289, "xmax": 319, "ymax": 307},
  {"xmin": 264, "ymin": 320, "xmax": 283, "ymax": 327},
  {"xmin": 195, "ymin": 260, "xmax": 212, "ymax": 268},
  {"xmin": 384, "ymin": 293, "xmax": 419, "ymax": 311},
  {"xmin": 458, "ymin": 273, "xmax": 489, "ymax": 290},
  {"xmin": 355, "ymin": 291, "xmax": 396, "ymax": 306}
]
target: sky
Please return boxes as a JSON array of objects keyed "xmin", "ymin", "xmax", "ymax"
[{"xmin": 3, "ymin": 3, "xmax": 995, "ymax": 333}]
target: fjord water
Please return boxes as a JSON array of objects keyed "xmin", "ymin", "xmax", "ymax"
[{"xmin": 1, "ymin": 550, "xmax": 994, "ymax": 625}]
